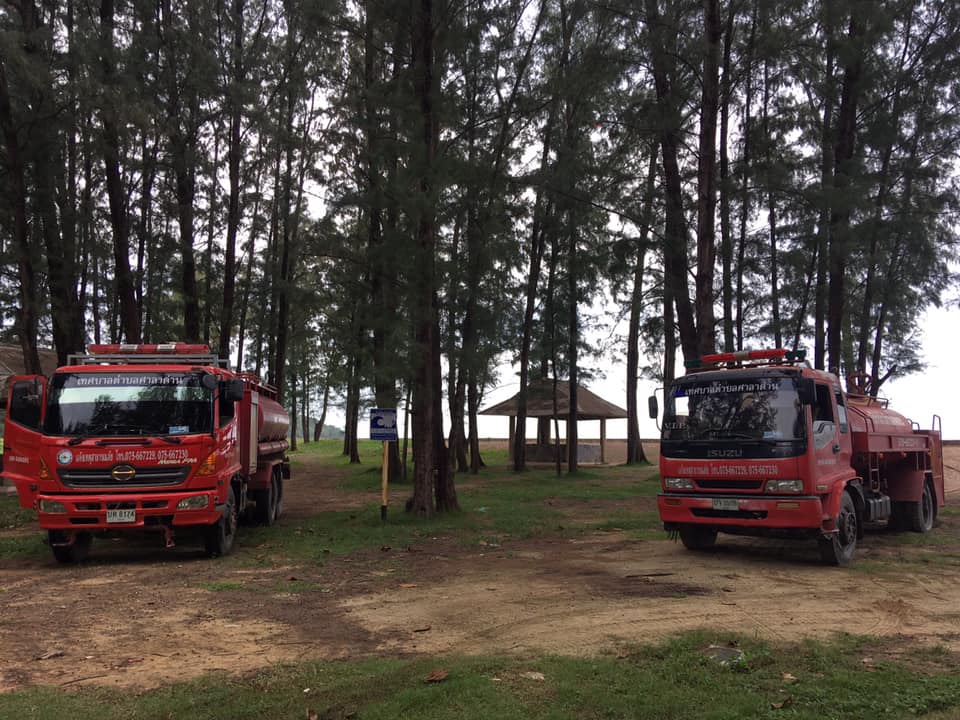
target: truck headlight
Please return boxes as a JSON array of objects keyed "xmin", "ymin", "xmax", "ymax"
[
  {"xmin": 177, "ymin": 495, "xmax": 210, "ymax": 511},
  {"xmin": 664, "ymin": 477, "xmax": 695, "ymax": 490},
  {"xmin": 39, "ymin": 499, "xmax": 67, "ymax": 513},
  {"xmin": 765, "ymin": 479, "xmax": 803, "ymax": 494}
]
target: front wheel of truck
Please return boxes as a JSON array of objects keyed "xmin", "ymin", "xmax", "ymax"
[
  {"xmin": 204, "ymin": 487, "xmax": 238, "ymax": 557},
  {"xmin": 818, "ymin": 491, "xmax": 857, "ymax": 566},
  {"xmin": 679, "ymin": 525, "xmax": 718, "ymax": 551},
  {"xmin": 49, "ymin": 530, "xmax": 91, "ymax": 564}
]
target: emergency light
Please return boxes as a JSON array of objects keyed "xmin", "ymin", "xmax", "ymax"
[{"xmin": 685, "ymin": 348, "xmax": 806, "ymax": 369}]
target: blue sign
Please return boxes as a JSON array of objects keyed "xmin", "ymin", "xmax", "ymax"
[{"xmin": 370, "ymin": 408, "xmax": 398, "ymax": 441}]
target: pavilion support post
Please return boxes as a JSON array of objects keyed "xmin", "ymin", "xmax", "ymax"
[
  {"xmin": 508, "ymin": 415, "xmax": 515, "ymax": 462},
  {"xmin": 600, "ymin": 418, "xmax": 606, "ymax": 464}
]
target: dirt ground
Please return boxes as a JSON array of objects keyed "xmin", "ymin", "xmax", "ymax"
[{"xmin": 1, "ymin": 443, "xmax": 959, "ymax": 693}]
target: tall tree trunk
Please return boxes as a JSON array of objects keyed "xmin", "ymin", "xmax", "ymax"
[
  {"xmin": 514, "ymin": 109, "xmax": 558, "ymax": 471},
  {"xmin": 0, "ymin": 55, "xmax": 41, "ymax": 373},
  {"xmin": 289, "ymin": 365, "xmax": 298, "ymax": 452},
  {"xmin": 736, "ymin": 0, "xmax": 758, "ymax": 351},
  {"xmin": 567, "ymin": 211, "xmax": 578, "ymax": 474},
  {"xmin": 314, "ymin": 379, "xmax": 329, "ymax": 440},
  {"xmin": 718, "ymin": 2, "xmax": 735, "ymax": 352},
  {"xmin": 646, "ymin": 0, "xmax": 697, "ymax": 361},
  {"xmin": 828, "ymin": 12, "xmax": 866, "ymax": 375},
  {"xmin": 364, "ymin": 3, "xmax": 403, "ymax": 480},
  {"xmin": 218, "ymin": 0, "xmax": 245, "ymax": 359},
  {"xmin": 99, "ymin": 0, "xmax": 140, "ymax": 342},
  {"xmin": 626, "ymin": 145, "xmax": 657, "ymax": 465},
  {"xmin": 272, "ymin": 81, "xmax": 297, "ymax": 402},
  {"xmin": 813, "ymin": 8, "xmax": 836, "ymax": 370},
  {"xmin": 409, "ymin": 0, "xmax": 454, "ymax": 515},
  {"xmin": 695, "ymin": 0, "xmax": 721, "ymax": 356}
]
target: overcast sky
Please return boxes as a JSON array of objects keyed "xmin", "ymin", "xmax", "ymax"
[{"xmin": 360, "ymin": 303, "xmax": 960, "ymax": 443}]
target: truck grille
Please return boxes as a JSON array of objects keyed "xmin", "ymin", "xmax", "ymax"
[
  {"xmin": 695, "ymin": 479, "xmax": 764, "ymax": 491},
  {"xmin": 58, "ymin": 466, "xmax": 190, "ymax": 488}
]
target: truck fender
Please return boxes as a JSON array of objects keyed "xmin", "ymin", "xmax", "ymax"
[{"xmin": 823, "ymin": 477, "xmax": 864, "ymax": 538}]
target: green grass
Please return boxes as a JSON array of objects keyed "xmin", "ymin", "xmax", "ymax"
[
  {"xmin": 199, "ymin": 581, "xmax": 246, "ymax": 592},
  {"xmin": 0, "ymin": 532, "xmax": 47, "ymax": 561},
  {"xmin": 0, "ymin": 494, "xmax": 36, "ymax": 529},
  {"xmin": 242, "ymin": 440, "xmax": 663, "ymax": 565},
  {"xmin": 2, "ymin": 633, "xmax": 958, "ymax": 719}
]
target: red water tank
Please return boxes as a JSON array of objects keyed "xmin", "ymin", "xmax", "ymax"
[{"xmin": 258, "ymin": 396, "xmax": 290, "ymax": 442}]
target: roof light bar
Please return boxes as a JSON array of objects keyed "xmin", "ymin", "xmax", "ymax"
[
  {"xmin": 685, "ymin": 348, "xmax": 806, "ymax": 369},
  {"xmin": 88, "ymin": 343, "xmax": 212, "ymax": 355}
]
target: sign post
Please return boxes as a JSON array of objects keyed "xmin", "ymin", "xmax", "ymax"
[{"xmin": 369, "ymin": 408, "xmax": 398, "ymax": 522}]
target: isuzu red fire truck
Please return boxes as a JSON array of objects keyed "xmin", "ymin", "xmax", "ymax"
[
  {"xmin": 651, "ymin": 349, "xmax": 945, "ymax": 565},
  {"xmin": 1, "ymin": 343, "xmax": 290, "ymax": 563}
]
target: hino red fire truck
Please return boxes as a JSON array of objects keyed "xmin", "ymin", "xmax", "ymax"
[
  {"xmin": 1, "ymin": 343, "xmax": 290, "ymax": 563},
  {"xmin": 651, "ymin": 349, "xmax": 945, "ymax": 565}
]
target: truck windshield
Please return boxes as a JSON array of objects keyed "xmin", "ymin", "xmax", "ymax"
[
  {"xmin": 663, "ymin": 376, "xmax": 803, "ymax": 442},
  {"xmin": 44, "ymin": 372, "xmax": 213, "ymax": 437}
]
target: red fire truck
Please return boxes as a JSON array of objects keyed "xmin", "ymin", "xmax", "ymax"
[
  {"xmin": 2, "ymin": 344, "xmax": 290, "ymax": 563},
  {"xmin": 651, "ymin": 349, "xmax": 945, "ymax": 565}
]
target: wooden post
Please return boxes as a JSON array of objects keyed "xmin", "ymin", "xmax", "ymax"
[
  {"xmin": 508, "ymin": 415, "xmax": 515, "ymax": 461},
  {"xmin": 381, "ymin": 440, "xmax": 389, "ymax": 522},
  {"xmin": 600, "ymin": 418, "xmax": 607, "ymax": 464}
]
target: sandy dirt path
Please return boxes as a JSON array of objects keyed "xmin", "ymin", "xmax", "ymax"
[{"xmin": 1, "ymin": 444, "xmax": 958, "ymax": 692}]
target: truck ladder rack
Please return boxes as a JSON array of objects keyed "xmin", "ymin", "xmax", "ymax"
[{"xmin": 67, "ymin": 353, "xmax": 229, "ymax": 368}]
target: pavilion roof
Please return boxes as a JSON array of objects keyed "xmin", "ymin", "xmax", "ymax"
[{"xmin": 480, "ymin": 379, "xmax": 627, "ymax": 421}]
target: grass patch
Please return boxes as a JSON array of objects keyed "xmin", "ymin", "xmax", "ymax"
[
  {"xmin": 2, "ymin": 633, "xmax": 959, "ymax": 719},
  {"xmin": 0, "ymin": 532, "xmax": 46, "ymax": 561},
  {"xmin": 591, "ymin": 511, "xmax": 664, "ymax": 539},
  {"xmin": 199, "ymin": 581, "xmax": 246, "ymax": 592},
  {"xmin": 0, "ymin": 495, "xmax": 36, "ymax": 529},
  {"xmin": 238, "ymin": 438, "xmax": 665, "ymax": 565}
]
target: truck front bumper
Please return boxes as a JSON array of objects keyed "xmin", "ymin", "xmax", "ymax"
[
  {"xmin": 658, "ymin": 493, "xmax": 826, "ymax": 530},
  {"xmin": 35, "ymin": 490, "xmax": 221, "ymax": 531}
]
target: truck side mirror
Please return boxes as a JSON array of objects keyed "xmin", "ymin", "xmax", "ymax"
[
  {"xmin": 648, "ymin": 395, "xmax": 659, "ymax": 419},
  {"xmin": 798, "ymin": 378, "xmax": 815, "ymax": 406},
  {"xmin": 222, "ymin": 378, "xmax": 245, "ymax": 403},
  {"xmin": 9, "ymin": 378, "xmax": 43, "ymax": 430}
]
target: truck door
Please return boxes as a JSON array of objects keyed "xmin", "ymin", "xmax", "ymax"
[
  {"xmin": 811, "ymin": 382, "xmax": 851, "ymax": 487},
  {"xmin": 3, "ymin": 375, "xmax": 47, "ymax": 508}
]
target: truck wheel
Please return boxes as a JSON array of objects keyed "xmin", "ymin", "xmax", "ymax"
[
  {"xmin": 204, "ymin": 487, "xmax": 238, "ymax": 557},
  {"xmin": 252, "ymin": 472, "xmax": 281, "ymax": 526},
  {"xmin": 679, "ymin": 525, "xmax": 718, "ymax": 551},
  {"xmin": 905, "ymin": 481, "xmax": 936, "ymax": 533},
  {"xmin": 49, "ymin": 530, "xmax": 91, "ymax": 564},
  {"xmin": 818, "ymin": 491, "xmax": 857, "ymax": 566}
]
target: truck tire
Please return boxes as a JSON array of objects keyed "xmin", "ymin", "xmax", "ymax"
[
  {"xmin": 49, "ymin": 530, "xmax": 91, "ymax": 564},
  {"xmin": 252, "ymin": 471, "xmax": 281, "ymax": 526},
  {"xmin": 204, "ymin": 487, "xmax": 238, "ymax": 557},
  {"xmin": 818, "ymin": 491, "xmax": 857, "ymax": 566},
  {"xmin": 905, "ymin": 481, "xmax": 936, "ymax": 533},
  {"xmin": 679, "ymin": 525, "xmax": 718, "ymax": 551}
]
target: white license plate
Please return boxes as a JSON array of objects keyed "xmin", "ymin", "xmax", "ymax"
[
  {"xmin": 106, "ymin": 509, "xmax": 136, "ymax": 523},
  {"xmin": 712, "ymin": 498, "xmax": 740, "ymax": 511}
]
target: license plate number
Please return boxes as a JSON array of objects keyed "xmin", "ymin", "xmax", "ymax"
[
  {"xmin": 106, "ymin": 509, "xmax": 136, "ymax": 523},
  {"xmin": 712, "ymin": 498, "xmax": 740, "ymax": 511}
]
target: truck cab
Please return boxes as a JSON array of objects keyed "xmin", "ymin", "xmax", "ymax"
[
  {"xmin": 652, "ymin": 349, "xmax": 944, "ymax": 565},
  {"xmin": 2, "ymin": 343, "xmax": 289, "ymax": 563}
]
